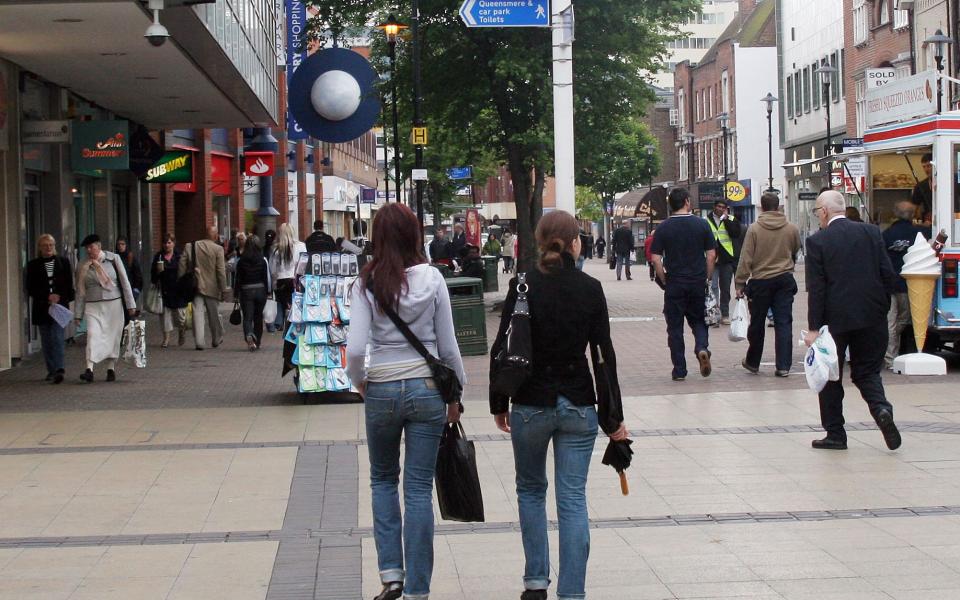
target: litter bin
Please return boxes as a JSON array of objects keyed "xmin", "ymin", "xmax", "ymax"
[
  {"xmin": 481, "ymin": 256, "xmax": 499, "ymax": 292},
  {"xmin": 445, "ymin": 277, "xmax": 487, "ymax": 356}
]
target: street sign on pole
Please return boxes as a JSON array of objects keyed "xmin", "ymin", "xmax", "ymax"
[
  {"xmin": 447, "ymin": 166, "xmax": 473, "ymax": 180},
  {"xmin": 459, "ymin": 0, "xmax": 551, "ymax": 27},
  {"xmin": 412, "ymin": 168, "xmax": 429, "ymax": 181}
]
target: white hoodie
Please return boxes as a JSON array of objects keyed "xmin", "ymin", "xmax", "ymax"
[{"xmin": 346, "ymin": 264, "xmax": 467, "ymax": 387}]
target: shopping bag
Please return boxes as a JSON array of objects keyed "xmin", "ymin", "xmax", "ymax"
[
  {"xmin": 183, "ymin": 302, "xmax": 194, "ymax": 331},
  {"xmin": 143, "ymin": 284, "xmax": 164, "ymax": 314},
  {"xmin": 434, "ymin": 422, "xmax": 485, "ymax": 523},
  {"xmin": 801, "ymin": 326, "xmax": 840, "ymax": 392},
  {"xmin": 704, "ymin": 290, "xmax": 722, "ymax": 327},
  {"xmin": 728, "ymin": 298, "xmax": 749, "ymax": 342},
  {"xmin": 48, "ymin": 303, "xmax": 73, "ymax": 329},
  {"xmin": 122, "ymin": 319, "xmax": 147, "ymax": 368},
  {"xmin": 263, "ymin": 298, "xmax": 278, "ymax": 324}
]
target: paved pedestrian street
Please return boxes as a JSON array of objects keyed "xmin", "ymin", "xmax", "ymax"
[{"xmin": 2, "ymin": 260, "xmax": 960, "ymax": 599}]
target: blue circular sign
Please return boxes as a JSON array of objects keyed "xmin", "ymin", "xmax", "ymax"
[{"xmin": 289, "ymin": 48, "xmax": 381, "ymax": 143}]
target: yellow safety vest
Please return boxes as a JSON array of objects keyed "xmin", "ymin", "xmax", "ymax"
[{"xmin": 707, "ymin": 216, "xmax": 734, "ymax": 256}]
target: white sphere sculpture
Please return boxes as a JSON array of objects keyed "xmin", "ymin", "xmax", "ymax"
[{"xmin": 310, "ymin": 70, "xmax": 362, "ymax": 121}]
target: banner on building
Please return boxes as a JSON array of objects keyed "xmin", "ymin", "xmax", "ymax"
[
  {"xmin": 244, "ymin": 151, "xmax": 276, "ymax": 176},
  {"xmin": 21, "ymin": 120, "xmax": 70, "ymax": 144},
  {"xmin": 286, "ymin": 0, "xmax": 308, "ymax": 141},
  {"xmin": 129, "ymin": 125, "xmax": 165, "ymax": 177},
  {"xmin": 143, "ymin": 151, "xmax": 193, "ymax": 183},
  {"xmin": 71, "ymin": 120, "xmax": 129, "ymax": 170},
  {"xmin": 465, "ymin": 208, "xmax": 481, "ymax": 248},
  {"xmin": 865, "ymin": 70, "xmax": 936, "ymax": 128}
]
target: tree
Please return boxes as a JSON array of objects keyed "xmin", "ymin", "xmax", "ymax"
[
  {"xmin": 578, "ymin": 118, "xmax": 661, "ymax": 211},
  {"xmin": 307, "ymin": 0, "xmax": 697, "ymax": 270},
  {"xmin": 575, "ymin": 186, "xmax": 604, "ymax": 223}
]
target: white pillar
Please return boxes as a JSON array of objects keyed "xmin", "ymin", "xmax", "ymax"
[{"xmin": 552, "ymin": 0, "xmax": 575, "ymax": 215}]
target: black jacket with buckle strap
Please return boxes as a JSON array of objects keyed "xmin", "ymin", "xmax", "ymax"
[{"xmin": 489, "ymin": 253, "xmax": 619, "ymax": 414}]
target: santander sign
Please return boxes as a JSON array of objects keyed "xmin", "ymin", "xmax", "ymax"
[{"xmin": 244, "ymin": 152, "xmax": 275, "ymax": 176}]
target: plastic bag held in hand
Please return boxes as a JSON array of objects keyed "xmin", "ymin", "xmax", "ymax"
[
  {"xmin": 728, "ymin": 298, "xmax": 749, "ymax": 342},
  {"xmin": 800, "ymin": 326, "xmax": 840, "ymax": 392}
]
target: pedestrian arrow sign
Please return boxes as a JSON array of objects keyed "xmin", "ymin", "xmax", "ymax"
[{"xmin": 460, "ymin": 0, "xmax": 551, "ymax": 28}]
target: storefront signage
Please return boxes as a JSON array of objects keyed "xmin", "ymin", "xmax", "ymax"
[
  {"xmin": 361, "ymin": 187, "xmax": 377, "ymax": 204},
  {"xmin": 286, "ymin": 0, "xmax": 308, "ymax": 141},
  {"xmin": 798, "ymin": 191, "xmax": 818, "ymax": 201},
  {"xmin": 244, "ymin": 151, "xmax": 275, "ymax": 176},
  {"xmin": 71, "ymin": 120, "xmax": 129, "ymax": 170},
  {"xmin": 143, "ymin": 151, "xmax": 193, "ymax": 183},
  {"xmin": 865, "ymin": 68, "xmax": 897, "ymax": 89},
  {"xmin": 865, "ymin": 70, "xmax": 936, "ymax": 127},
  {"xmin": 21, "ymin": 120, "xmax": 70, "ymax": 144},
  {"xmin": 129, "ymin": 125, "xmax": 165, "ymax": 177},
  {"xmin": 725, "ymin": 180, "xmax": 747, "ymax": 202}
]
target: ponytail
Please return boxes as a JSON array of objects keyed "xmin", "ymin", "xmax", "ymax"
[{"xmin": 534, "ymin": 211, "xmax": 580, "ymax": 274}]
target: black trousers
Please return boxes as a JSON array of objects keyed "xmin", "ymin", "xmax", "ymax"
[
  {"xmin": 663, "ymin": 282, "xmax": 709, "ymax": 378},
  {"xmin": 744, "ymin": 273, "xmax": 797, "ymax": 372},
  {"xmin": 818, "ymin": 322, "xmax": 893, "ymax": 441},
  {"xmin": 240, "ymin": 286, "xmax": 267, "ymax": 347}
]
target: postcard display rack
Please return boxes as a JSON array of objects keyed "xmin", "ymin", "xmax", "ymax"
[{"xmin": 286, "ymin": 252, "xmax": 362, "ymax": 402}]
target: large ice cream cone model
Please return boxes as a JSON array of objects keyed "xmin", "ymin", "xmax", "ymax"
[
  {"xmin": 900, "ymin": 232, "xmax": 941, "ymax": 352},
  {"xmin": 903, "ymin": 274, "xmax": 938, "ymax": 350}
]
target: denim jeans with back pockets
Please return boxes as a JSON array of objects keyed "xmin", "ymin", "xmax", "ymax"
[
  {"xmin": 511, "ymin": 395, "xmax": 598, "ymax": 600},
  {"xmin": 365, "ymin": 377, "xmax": 447, "ymax": 600}
]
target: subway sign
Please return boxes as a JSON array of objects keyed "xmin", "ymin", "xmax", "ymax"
[{"xmin": 143, "ymin": 151, "xmax": 193, "ymax": 183}]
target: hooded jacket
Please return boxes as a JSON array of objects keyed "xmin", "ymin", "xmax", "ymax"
[
  {"xmin": 346, "ymin": 264, "xmax": 466, "ymax": 387},
  {"xmin": 735, "ymin": 211, "xmax": 802, "ymax": 290}
]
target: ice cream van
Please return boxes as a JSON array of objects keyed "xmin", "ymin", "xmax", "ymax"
[{"xmin": 837, "ymin": 113, "xmax": 960, "ymax": 352}]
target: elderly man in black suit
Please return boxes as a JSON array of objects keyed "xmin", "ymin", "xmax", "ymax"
[{"xmin": 804, "ymin": 190, "xmax": 901, "ymax": 451}]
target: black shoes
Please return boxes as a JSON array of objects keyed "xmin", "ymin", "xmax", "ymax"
[
  {"xmin": 45, "ymin": 372, "xmax": 54, "ymax": 382},
  {"xmin": 697, "ymin": 350, "xmax": 712, "ymax": 377},
  {"xmin": 812, "ymin": 437, "xmax": 848, "ymax": 450},
  {"xmin": 672, "ymin": 374, "xmax": 686, "ymax": 381},
  {"xmin": 741, "ymin": 359, "xmax": 759, "ymax": 374},
  {"xmin": 876, "ymin": 409, "xmax": 902, "ymax": 450},
  {"xmin": 372, "ymin": 583, "xmax": 403, "ymax": 600},
  {"xmin": 106, "ymin": 369, "xmax": 116, "ymax": 382},
  {"xmin": 775, "ymin": 369, "xmax": 790, "ymax": 377},
  {"xmin": 52, "ymin": 370, "xmax": 64, "ymax": 385},
  {"xmin": 521, "ymin": 591, "xmax": 547, "ymax": 600},
  {"xmin": 79, "ymin": 369, "xmax": 94, "ymax": 383}
]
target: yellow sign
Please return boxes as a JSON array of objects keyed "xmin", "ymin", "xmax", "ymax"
[
  {"xmin": 725, "ymin": 181, "xmax": 747, "ymax": 202},
  {"xmin": 411, "ymin": 127, "xmax": 428, "ymax": 146}
]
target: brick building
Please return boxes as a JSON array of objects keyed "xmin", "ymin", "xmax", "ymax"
[{"xmin": 673, "ymin": 0, "xmax": 778, "ymax": 221}]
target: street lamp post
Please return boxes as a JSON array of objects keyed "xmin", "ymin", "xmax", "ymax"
[
  {"xmin": 925, "ymin": 29, "xmax": 955, "ymax": 114},
  {"xmin": 377, "ymin": 15, "xmax": 406, "ymax": 207},
  {"xmin": 717, "ymin": 112, "xmax": 729, "ymax": 203},
  {"xmin": 411, "ymin": 0, "xmax": 425, "ymax": 227},
  {"xmin": 815, "ymin": 64, "xmax": 838, "ymax": 163},
  {"xmin": 761, "ymin": 93, "xmax": 778, "ymax": 193}
]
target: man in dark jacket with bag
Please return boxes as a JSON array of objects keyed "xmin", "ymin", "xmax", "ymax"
[
  {"xmin": 805, "ymin": 190, "xmax": 900, "ymax": 451},
  {"xmin": 611, "ymin": 222, "xmax": 634, "ymax": 281},
  {"xmin": 735, "ymin": 193, "xmax": 801, "ymax": 377}
]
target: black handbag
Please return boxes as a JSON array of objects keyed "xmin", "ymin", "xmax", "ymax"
[
  {"xmin": 229, "ymin": 296, "xmax": 242, "ymax": 326},
  {"xmin": 380, "ymin": 302, "xmax": 463, "ymax": 405},
  {"xmin": 490, "ymin": 273, "xmax": 533, "ymax": 397},
  {"xmin": 176, "ymin": 242, "xmax": 198, "ymax": 300},
  {"xmin": 435, "ymin": 422, "xmax": 485, "ymax": 522}
]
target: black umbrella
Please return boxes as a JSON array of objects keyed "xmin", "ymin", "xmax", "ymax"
[
  {"xmin": 591, "ymin": 341, "xmax": 633, "ymax": 495},
  {"xmin": 602, "ymin": 439, "xmax": 633, "ymax": 495}
]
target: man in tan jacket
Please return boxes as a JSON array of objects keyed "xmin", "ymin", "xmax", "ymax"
[
  {"xmin": 179, "ymin": 226, "xmax": 227, "ymax": 350},
  {"xmin": 735, "ymin": 192, "xmax": 802, "ymax": 377}
]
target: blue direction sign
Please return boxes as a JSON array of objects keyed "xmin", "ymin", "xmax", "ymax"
[
  {"xmin": 460, "ymin": 0, "xmax": 550, "ymax": 27},
  {"xmin": 447, "ymin": 166, "xmax": 473, "ymax": 180}
]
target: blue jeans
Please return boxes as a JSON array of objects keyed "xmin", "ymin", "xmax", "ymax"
[
  {"xmin": 365, "ymin": 378, "xmax": 447, "ymax": 600},
  {"xmin": 38, "ymin": 322, "xmax": 65, "ymax": 375},
  {"xmin": 615, "ymin": 253, "xmax": 632, "ymax": 279},
  {"xmin": 512, "ymin": 396, "xmax": 598, "ymax": 600},
  {"xmin": 663, "ymin": 281, "xmax": 710, "ymax": 378}
]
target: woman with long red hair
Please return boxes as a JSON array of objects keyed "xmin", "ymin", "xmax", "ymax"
[{"xmin": 346, "ymin": 203, "xmax": 466, "ymax": 600}]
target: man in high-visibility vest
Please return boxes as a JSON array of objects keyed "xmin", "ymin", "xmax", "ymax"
[{"xmin": 706, "ymin": 200, "xmax": 742, "ymax": 325}]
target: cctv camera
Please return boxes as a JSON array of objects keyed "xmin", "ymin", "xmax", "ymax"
[{"xmin": 145, "ymin": 21, "xmax": 169, "ymax": 46}]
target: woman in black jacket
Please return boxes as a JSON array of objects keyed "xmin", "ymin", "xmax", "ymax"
[
  {"xmin": 151, "ymin": 233, "xmax": 187, "ymax": 348},
  {"xmin": 25, "ymin": 234, "xmax": 75, "ymax": 383},
  {"xmin": 235, "ymin": 235, "xmax": 271, "ymax": 351},
  {"xmin": 490, "ymin": 211, "xmax": 627, "ymax": 600}
]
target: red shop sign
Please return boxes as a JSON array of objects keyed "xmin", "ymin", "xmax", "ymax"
[{"xmin": 244, "ymin": 151, "xmax": 275, "ymax": 177}]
